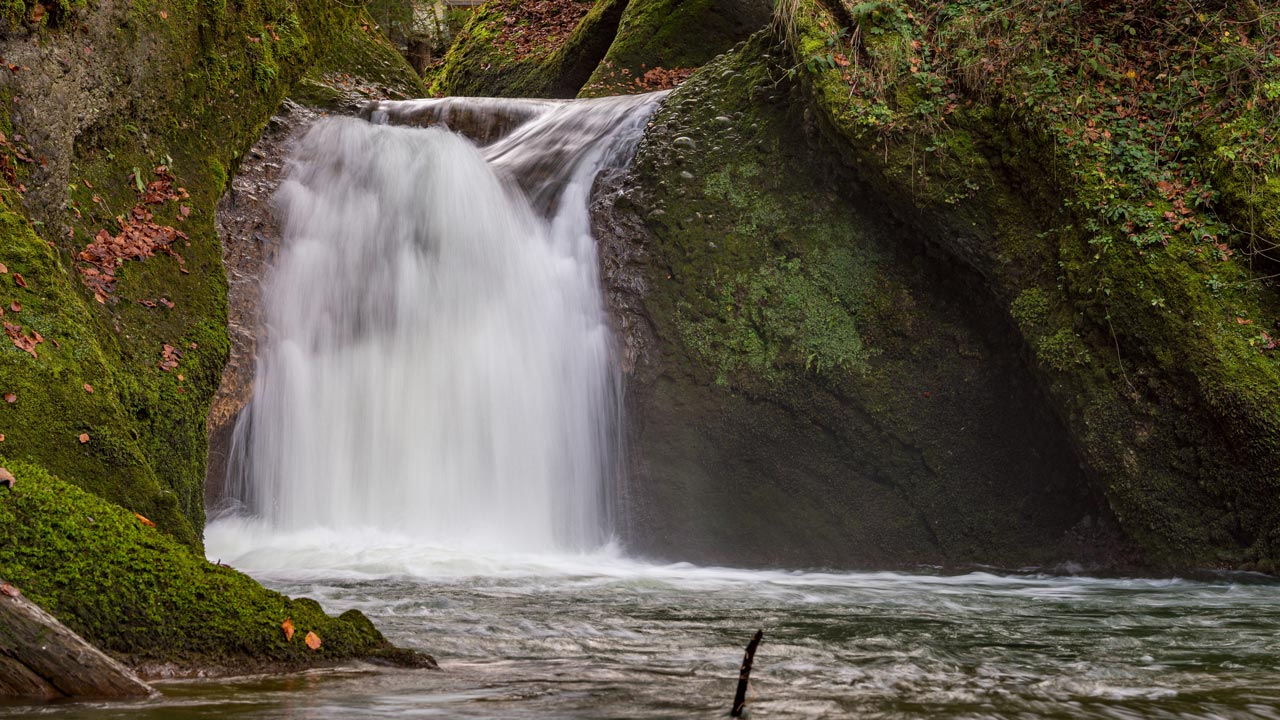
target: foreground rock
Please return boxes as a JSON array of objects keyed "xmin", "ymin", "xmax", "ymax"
[
  {"xmin": 0, "ymin": 462, "xmax": 435, "ymax": 677},
  {"xmin": 0, "ymin": 581, "xmax": 152, "ymax": 699}
]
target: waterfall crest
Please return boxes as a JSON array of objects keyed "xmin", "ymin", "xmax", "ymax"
[{"xmin": 225, "ymin": 93, "xmax": 664, "ymax": 553}]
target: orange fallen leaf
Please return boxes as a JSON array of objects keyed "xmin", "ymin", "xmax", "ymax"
[
  {"xmin": 0, "ymin": 582, "xmax": 19, "ymax": 597},
  {"xmin": 12, "ymin": 273, "xmax": 26, "ymax": 289},
  {"xmin": 78, "ymin": 433, "xmax": 89, "ymax": 444},
  {"xmin": 134, "ymin": 512, "xmax": 156, "ymax": 527},
  {"xmin": 29, "ymin": 3, "xmax": 44, "ymax": 22},
  {"xmin": 158, "ymin": 10, "xmax": 168, "ymax": 19},
  {"xmin": 282, "ymin": 618, "xmax": 295, "ymax": 641},
  {"xmin": 0, "ymin": 467, "xmax": 13, "ymax": 489},
  {"xmin": 83, "ymin": 383, "xmax": 93, "ymax": 393},
  {"xmin": 0, "ymin": 262, "xmax": 6, "ymax": 273},
  {"xmin": 3, "ymin": 393, "xmax": 14, "ymax": 403},
  {"xmin": 305, "ymin": 631, "xmax": 321, "ymax": 651},
  {"xmin": 9, "ymin": 302, "xmax": 18, "ymax": 312}
]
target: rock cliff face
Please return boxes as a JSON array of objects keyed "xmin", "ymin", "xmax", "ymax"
[{"xmin": 0, "ymin": 0, "xmax": 431, "ymax": 675}]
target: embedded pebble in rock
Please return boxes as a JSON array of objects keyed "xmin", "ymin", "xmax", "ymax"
[{"xmin": 673, "ymin": 136, "xmax": 696, "ymax": 150}]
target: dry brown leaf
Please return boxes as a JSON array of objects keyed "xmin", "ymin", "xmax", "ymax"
[
  {"xmin": 0, "ymin": 467, "xmax": 13, "ymax": 489},
  {"xmin": 282, "ymin": 618, "xmax": 295, "ymax": 641},
  {"xmin": 29, "ymin": 3, "xmax": 44, "ymax": 22},
  {"xmin": 78, "ymin": 433, "xmax": 89, "ymax": 444},
  {"xmin": 0, "ymin": 262, "xmax": 6, "ymax": 273},
  {"xmin": 12, "ymin": 273, "xmax": 26, "ymax": 289},
  {"xmin": 5, "ymin": 323, "xmax": 38, "ymax": 358},
  {"xmin": 304, "ymin": 631, "xmax": 322, "ymax": 651},
  {"xmin": 83, "ymin": 383, "xmax": 93, "ymax": 394},
  {"xmin": 0, "ymin": 582, "xmax": 19, "ymax": 597},
  {"xmin": 3, "ymin": 393, "xmax": 14, "ymax": 403},
  {"xmin": 9, "ymin": 302, "xmax": 18, "ymax": 312},
  {"xmin": 134, "ymin": 512, "xmax": 156, "ymax": 527}
]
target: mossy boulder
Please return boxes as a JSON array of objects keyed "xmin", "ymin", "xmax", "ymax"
[
  {"xmin": 0, "ymin": 461, "xmax": 430, "ymax": 673},
  {"xmin": 434, "ymin": 0, "xmax": 627, "ymax": 98},
  {"xmin": 597, "ymin": 37, "xmax": 1128, "ymax": 570},
  {"xmin": 579, "ymin": 0, "xmax": 772, "ymax": 97}
]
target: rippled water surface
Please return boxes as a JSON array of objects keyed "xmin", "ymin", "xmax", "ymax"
[{"xmin": 8, "ymin": 524, "xmax": 1280, "ymax": 719}]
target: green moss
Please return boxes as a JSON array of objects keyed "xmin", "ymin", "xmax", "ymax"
[
  {"xmin": 1010, "ymin": 288, "xmax": 1050, "ymax": 332},
  {"xmin": 0, "ymin": 461, "xmax": 422, "ymax": 669},
  {"xmin": 0, "ymin": 189, "xmax": 195, "ymax": 545},
  {"xmin": 679, "ymin": 253, "xmax": 871, "ymax": 385},
  {"xmin": 1036, "ymin": 328, "xmax": 1090, "ymax": 372}
]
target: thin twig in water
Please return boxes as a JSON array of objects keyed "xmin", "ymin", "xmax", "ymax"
[{"xmin": 731, "ymin": 629, "xmax": 764, "ymax": 717}]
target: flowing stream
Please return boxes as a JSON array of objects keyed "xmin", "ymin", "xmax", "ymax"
[{"xmin": 10, "ymin": 94, "xmax": 1280, "ymax": 718}]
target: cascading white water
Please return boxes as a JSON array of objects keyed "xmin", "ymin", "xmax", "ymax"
[{"xmin": 225, "ymin": 93, "xmax": 664, "ymax": 553}]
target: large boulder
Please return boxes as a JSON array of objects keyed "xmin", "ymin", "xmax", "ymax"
[{"xmin": 596, "ymin": 38, "xmax": 1131, "ymax": 570}]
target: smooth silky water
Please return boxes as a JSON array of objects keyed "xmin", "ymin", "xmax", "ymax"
[{"xmin": 10, "ymin": 95, "xmax": 1280, "ymax": 718}]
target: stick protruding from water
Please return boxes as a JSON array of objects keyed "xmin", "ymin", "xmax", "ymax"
[{"xmin": 731, "ymin": 629, "xmax": 764, "ymax": 717}]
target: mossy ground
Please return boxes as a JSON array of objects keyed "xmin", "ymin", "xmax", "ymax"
[
  {"xmin": 0, "ymin": 461, "xmax": 425, "ymax": 671},
  {"xmin": 779, "ymin": 0, "xmax": 1280, "ymax": 570}
]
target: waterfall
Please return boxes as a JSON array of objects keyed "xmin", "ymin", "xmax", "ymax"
[{"xmin": 224, "ymin": 93, "xmax": 664, "ymax": 553}]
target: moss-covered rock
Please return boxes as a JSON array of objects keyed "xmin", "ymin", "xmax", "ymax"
[
  {"xmin": 0, "ymin": 461, "xmax": 430, "ymax": 673},
  {"xmin": 579, "ymin": 0, "xmax": 772, "ymax": 97},
  {"xmin": 434, "ymin": 0, "xmax": 626, "ymax": 98},
  {"xmin": 0, "ymin": 0, "xmax": 430, "ymax": 671},
  {"xmin": 776, "ymin": 0, "xmax": 1280, "ymax": 571},
  {"xmin": 598, "ymin": 36, "xmax": 1128, "ymax": 570}
]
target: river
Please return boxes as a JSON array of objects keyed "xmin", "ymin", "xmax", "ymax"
[{"xmin": 9, "ymin": 523, "xmax": 1280, "ymax": 718}]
